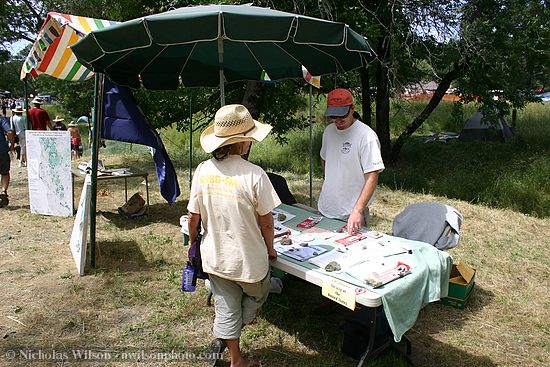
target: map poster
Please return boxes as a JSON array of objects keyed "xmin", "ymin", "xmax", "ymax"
[
  {"xmin": 26, "ymin": 131, "xmax": 73, "ymax": 217},
  {"xmin": 70, "ymin": 174, "xmax": 91, "ymax": 275}
]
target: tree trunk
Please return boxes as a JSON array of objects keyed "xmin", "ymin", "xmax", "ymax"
[
  {"xmin": 241, "ymin": 81, "xmax": 265, "ymax": 120},
  {"xmin": 390, "ymin": 61, "xmax": 467, "ymax": 161},
  {"xmin": 360, "ymin": 64, "xmax": 372, "ymax": 126},
  {"xmin": 375, "ymin": 35, "xmax": 392, "ymax": 161},
  {"xmin": 512, "ymin": 108, "xmax": 517, "ymax": 130},
  {"xmin": 241, "ymin": 81, "xmax": 266, "ymax": 160}
]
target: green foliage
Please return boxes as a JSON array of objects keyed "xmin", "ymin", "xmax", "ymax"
[
  {"xmin": 376, "ymin": 102, "xmax": 550, "ymax": 217},
  {"xmin": 161, "ymin": 99, "xmax": 550, "ymax": 217},
  {"xmin": 30, "ymin": 76, "xmax": 94, "ymax": 117}
]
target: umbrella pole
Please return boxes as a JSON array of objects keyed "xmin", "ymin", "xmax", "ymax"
[
  {"xmin": 219, "ymin": 70, "xmax": 225, "ymax": 107},
  {"xmin": 309, "ymin": 84, "xmax": 313, "ymax": 208},
  {"xmin": 217, "ymin": 15, "xmax": 225, "ymax": 107},
  {"xmin": 188, "ymin": 89, "xmax": 192, "ymax": 190},
  {"xmin": 89, "ymin": 73, "xmax": 104, "ymax": 268}
]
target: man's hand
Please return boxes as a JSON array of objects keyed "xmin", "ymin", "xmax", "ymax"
[
  {"xmin": 268, "ymin": 248, "xmax": 277, "ymax": 261},
  {"xmin": 347, "ymin": 210, "xmax": 363, "ymax": 235}
]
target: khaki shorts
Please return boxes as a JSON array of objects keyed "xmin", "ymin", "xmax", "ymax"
[{"xmin": 209, "ymin": 273, "xmax": 270, "ymax": 340}]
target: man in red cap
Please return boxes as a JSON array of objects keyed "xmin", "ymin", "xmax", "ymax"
[{"xmin": 318, "ymin": 88, "xmax": 385, "ymax": 233}]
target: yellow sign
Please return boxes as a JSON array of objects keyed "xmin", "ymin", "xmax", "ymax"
[{"xmin": 321, "ymin": 279, "xmax": 356, "ymax": 310}]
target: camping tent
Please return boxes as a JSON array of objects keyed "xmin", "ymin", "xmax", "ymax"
[{"xmin": 459, "ymin": 111, "xmax": 514, "ymax": 142}]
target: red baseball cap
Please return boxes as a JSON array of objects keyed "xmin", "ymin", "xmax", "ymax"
[{"xmin": 325, "ymin": 88, "xmax": 353, "ymax": 117}]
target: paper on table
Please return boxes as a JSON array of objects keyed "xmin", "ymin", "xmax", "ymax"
[
  {"xmin": 274, "ymin": 243, "xmax": 327, "ymax": 261},
  {"xmin": 308, "ymin": 245, "xmax": 370, "ymax": 271},
  {"xmin": 273, "ymin": 223, "xmax": 300, "ymax": 239},
  {"xmin": 347, "ymin": 260, "xmax": 413, "ymax": 287},
  {"xmin": 303, "ymin": 226, "xmax": 337, "ymax": 240},
  {"xmin": 272, "ymin": 208, "xmax": 296, "ymax": 223}
]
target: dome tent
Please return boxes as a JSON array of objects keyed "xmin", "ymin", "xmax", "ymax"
[{"xmin": 459, "ymin": 110, "xmax": 513, "ymax": 142}]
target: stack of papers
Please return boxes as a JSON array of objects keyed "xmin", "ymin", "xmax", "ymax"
[{"xmin": 274, "ymin": 243, "xmax": 328, "ymax": 261}]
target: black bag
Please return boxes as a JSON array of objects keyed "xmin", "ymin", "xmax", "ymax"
[
  {"xmin": 342, "ymin": 306, "xmax": 393, "ymax": 360},
  {"xmin": 187, "ymin": 233, "xmax": 208, "ymax": 286}
]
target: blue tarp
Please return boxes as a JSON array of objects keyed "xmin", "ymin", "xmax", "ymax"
[{"xmin": 101, "ymin": 78, "xmax": 180, "ymax": 205}]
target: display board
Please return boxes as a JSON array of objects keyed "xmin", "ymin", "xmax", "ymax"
[
  {"xmin": 26, "ymin": 131, "xmax": 73, "ymax": 216},
  {"xmin": 69, "ymin": 174, "xmax": 91, "ymax": 275}
]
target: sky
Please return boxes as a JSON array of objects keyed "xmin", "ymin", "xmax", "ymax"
[{"xmin": 9, "ymin": 39, "xmax": 31, "ymax": 56}]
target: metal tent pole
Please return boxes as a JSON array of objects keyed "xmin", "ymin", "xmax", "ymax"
[
  {"xmin": 188, "ymin": 89, "xmax": 193, "ymax": 189},
  {"xmin": 309, "ymin": 84, "xmax": 313, "ymax": 208},
  {"xmin": 89, "ymin": 73, "xmax": 104, "ymax": 268},
  {"xmin": 23, "ymin": 79, "xmax": 30, "ymax": 129}
]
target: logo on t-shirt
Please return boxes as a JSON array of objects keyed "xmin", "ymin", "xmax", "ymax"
[{"xmin": 341, "ymin": 142, "xmax": 352, "ymax": 154}]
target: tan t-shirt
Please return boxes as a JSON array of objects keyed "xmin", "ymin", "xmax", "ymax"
[{"xmin": 187, "ymin": 155, "xmax": 281, "ymax": 283}]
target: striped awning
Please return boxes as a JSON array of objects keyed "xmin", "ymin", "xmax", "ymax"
[{"xmin": 20, "ymin": 12, "xmax": 117, "ymax": 81}]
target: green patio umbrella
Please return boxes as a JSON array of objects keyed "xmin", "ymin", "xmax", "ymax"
[
  {"xmin": 71, "ymin": 4, "xmax": 374, "ymax": 104},
  {"xmin": 72, "ymin": 5, "xmax": 374, "ymax": 259}
]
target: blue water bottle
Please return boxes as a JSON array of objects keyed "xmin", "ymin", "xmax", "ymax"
[{"xmin": 181, "ymin": 261, "xmax": 196, "ymax": 292}]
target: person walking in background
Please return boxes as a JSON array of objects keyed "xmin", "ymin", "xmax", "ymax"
[
  {"xmin": 0, "ymin": 115, "xmax": 15, "ymax": 207},
  {"xmin": 187, "ymin": 104, "xmax": 280, "ymax": 367},
  {"xmin": 67, "ymin": 122, "xmax": 82, "ymax": 160},
  {"xmin": 52, "ymin": 116, "xmax": 67, "ymax": 131},
  {"xmin": 318, "ymin": 88, "xmax": 385, "ymax": 233},
  {"xmin": 28, "ymin": 98, "xmax": 52, "ymax": 130},
  {"xmin": 9, "ymin": 106, "xmax": 27, "ymax": 167}
]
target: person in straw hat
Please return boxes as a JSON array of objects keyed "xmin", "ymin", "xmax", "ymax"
[
  {"xmin": 187, "ymin": 104, "xmax": 281, "ymax": 367},
  {"xmin": 28, "ymin": 97, "xmax": 52, "ymax": 131},
  {"xmin": 51, "ymin": 116, "xmax": 67, "ymax": 131},
  {"xmin": 9, "ymin": 106, "xmax": 27, "ymax": 167}
]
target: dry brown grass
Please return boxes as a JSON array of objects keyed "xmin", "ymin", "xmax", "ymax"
[{"xmin": 1, "ymin": 159, "xmax": 549, "ymax": 367}]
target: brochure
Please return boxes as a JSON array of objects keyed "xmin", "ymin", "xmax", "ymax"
[{"xmin": 274, "ymin": 243, "xmax": 328, "ymax": 261}]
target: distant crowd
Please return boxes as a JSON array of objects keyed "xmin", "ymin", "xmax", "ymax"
[{"xmin": 0, "ymin": 97, "xmax": 83, "ymax": 207}]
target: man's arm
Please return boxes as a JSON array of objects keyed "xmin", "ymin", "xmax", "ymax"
[
  {"xmin": 347, "ymin": 170, "xmax": 380, "ymax": 234},
  {"xmin": 258, "ymin": 212, "xmax": 276, "ymax": 260},
  {"xmin": 188, "ymin": 211, "xmax": 201, "ymax": 244},
  {"xmin": 7, "ymin": 130, "xmax": 15, "ymax": 152}
]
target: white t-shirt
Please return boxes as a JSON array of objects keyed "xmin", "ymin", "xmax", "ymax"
[
  {"xmin": 318, "ymin": 120, "xmax": 385, "ymax": 220},
  {"xmin": 187, "ymin": 155, "xmax": 281, "ymax": 283},
  {"xmin": 10, "ymin": 115, "xmax": 26, "ymax": 136}
]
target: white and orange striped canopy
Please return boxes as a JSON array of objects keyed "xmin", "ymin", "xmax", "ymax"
[{"xmin": 20, "ymin": 12, "xmax": 117, "ymax": 81}]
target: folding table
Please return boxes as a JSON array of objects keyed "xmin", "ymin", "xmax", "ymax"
[{"xmin": 181, "ymin": 203, "xmax": 451, "ymax": 366}]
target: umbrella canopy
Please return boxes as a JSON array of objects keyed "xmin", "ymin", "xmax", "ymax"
[
  {"xmin": 20, "ymin": 12, "xmax": 117, "ymax": 81},
  {"xmin": 71, "ymin": 4, "xmax": 374, "ymax": 90}
]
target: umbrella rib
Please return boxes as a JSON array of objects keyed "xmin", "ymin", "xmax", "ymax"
[
  {"xmin": 307, "ymin": 44, "xmax": 347, "ymax": 72},
  {"xmin": 178, "ymin": 43, "xmax": 198, "ymax": 80},
  {"xmin": 83, "ymin": 33, "xmax": 107, "ymax": 65},
  {"xmin": 139, "ymin": 45, "xmax": 169, "ymax": 75},
  {"xmin": 243, "ymin": 43, "xmax": 268, "ymax": 73},
  {"xmin": 94, "ymin": 19, "xmax": 154, "ymax": 56}
]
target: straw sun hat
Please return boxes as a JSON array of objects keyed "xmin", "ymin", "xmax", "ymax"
[
  {"xmin": 200, "ymin": 104, "xmax": 272, "ymax": 153},
  {"xmin": 13, "ymin": 106, "xmax": 24, "ymax": 113},
  {"xmin": 53, "ymin": 116, "xmax": 65, "ymax": 122}
]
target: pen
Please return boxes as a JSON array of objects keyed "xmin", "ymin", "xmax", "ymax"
[{"xmin": 383, "ymin": 249, "xmax": 413, "ymax": 257}]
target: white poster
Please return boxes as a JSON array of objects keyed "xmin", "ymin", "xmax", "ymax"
[
  {"xmin": 70, "ymin": 174, "xmax": 91, "ymax": 275},
  {"xmin": 26, "ymin": 131, "xmax": 73, "ymax": 216}
]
